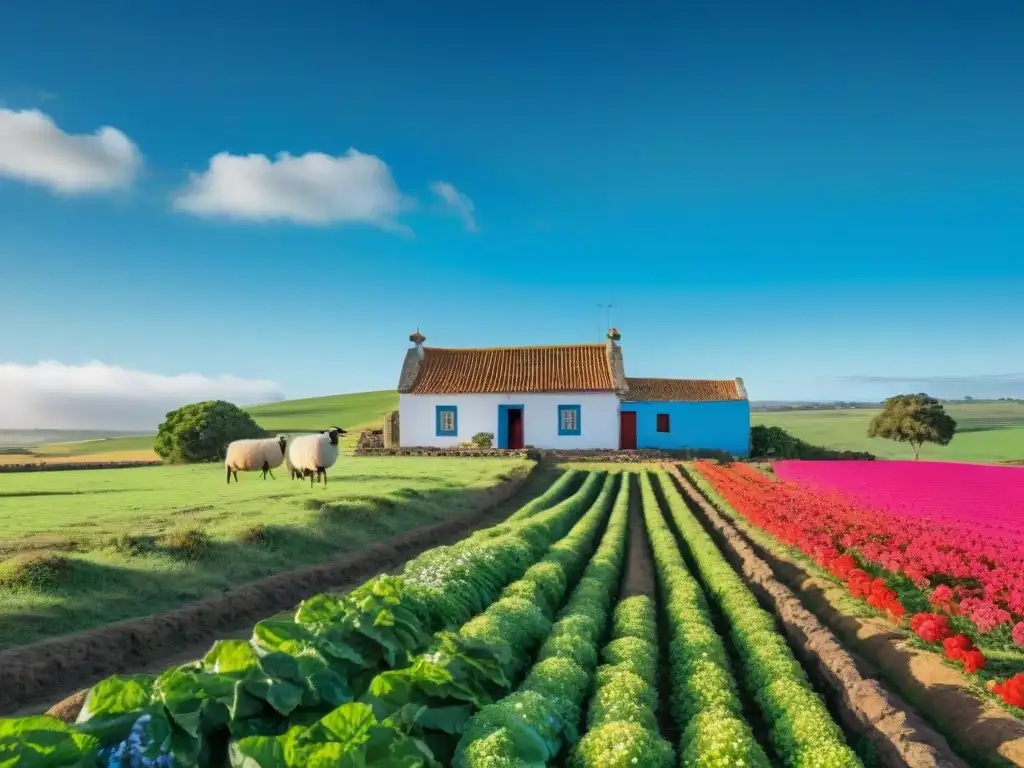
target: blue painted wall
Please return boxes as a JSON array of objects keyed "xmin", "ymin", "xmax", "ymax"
[{"xmin": 620, "ymin": 400, "xmax": 750, "ymax": 455}]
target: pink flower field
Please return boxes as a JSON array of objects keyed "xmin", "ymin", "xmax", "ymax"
[
  {"xmin": 771, "ymin": 459, "xmax": 1024, "ymax": 645},
  {"xmin": 773, "ymin": 460, "xmax": 1024, "ymax": 544}
]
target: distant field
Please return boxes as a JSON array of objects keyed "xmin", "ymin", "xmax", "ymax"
[
  {"xmin": 0, "ymin": 455, "xmax": 528, "ymax": 649},
  {"xmin": 754, "ymin": 401, "xmax": 1024, "ymax": 463},
  {"xmin": 1, "ymin": 390, "xmax": 400, "ymax": 463}
]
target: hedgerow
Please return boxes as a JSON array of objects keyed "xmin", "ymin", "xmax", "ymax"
[
  {"xmin": 654, "ymin": 469, "xmax": 862, "ymax": 768},
  {"xmin": 453, "ymin": 472, "xmax": 633, "ymax": 766},
  {"xmin": 639, "ymin": 471, "xmax": 771, "ymax": 768},
  {"xmin": 0, "ymin": 472, "xmax": 605, "ymax": 768}
]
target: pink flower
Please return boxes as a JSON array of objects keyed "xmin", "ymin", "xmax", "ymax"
[{"xmin": 1013, "ymin": 621, "xmax": 1024, "ymax": 648}]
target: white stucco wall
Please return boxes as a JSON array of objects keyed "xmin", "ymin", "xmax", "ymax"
[{"xmin": 399, "ymin": 392, "xmax": 621, "ymax": 449}]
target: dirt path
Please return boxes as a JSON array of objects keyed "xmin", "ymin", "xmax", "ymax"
[{"xmin": 0, "ymin": 464, "xmax": 551, "ymax": 717}]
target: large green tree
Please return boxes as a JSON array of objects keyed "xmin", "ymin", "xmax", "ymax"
[
  {"xmin": 867, "ymin": 393, "xmax": 957, "ymax": 460},
  {"xmin": 155, "ymin": 400, "xmax": 268, "ymax": 463}
]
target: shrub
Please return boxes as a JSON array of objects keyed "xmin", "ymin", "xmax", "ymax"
[
  {"xmin": 750, "ymin": 425, "xmax": 875, "ymax": 460},
  {"xmin": 0, "ymin": 552, "xmax": 71, "ymax": 589},
  {"xmin": 154, "ymin": 399, "xmax": 267, "ymax": 464},
  {"xmin": 471, "ymin": 431, "xmax": 495, "ymax": 448},
  {"xmin": 112, "ymin": 534, "xmax": 159, "ymax": 556},
  {"xmin": 164, "ymin": 528, "xmax": 210, "ymax": 560}
]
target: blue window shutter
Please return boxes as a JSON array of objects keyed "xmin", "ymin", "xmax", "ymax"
[
  {"xmin": 557, "ymin": 405, "xmax": 581, "ymax": 436},
  {"xmin": 435, "ymin": 405, "xmax": 458, "ymax": 436}
]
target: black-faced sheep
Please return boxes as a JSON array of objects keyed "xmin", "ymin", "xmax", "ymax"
[
  {"xmin": 224, "ymin": 435, "xmax": 288, "ymax": 484},
  {"xmin": 286, "ymin": 427, "xmax": 346, "ymax": 487}
]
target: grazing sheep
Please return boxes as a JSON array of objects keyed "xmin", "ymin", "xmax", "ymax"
[
  {"xmin": 287, "ymin": 427, "xmax": 346, "ymax": 487},
  {"xmin": 224, "ymin": 435, "xmax": 288, "ymax": 484}
]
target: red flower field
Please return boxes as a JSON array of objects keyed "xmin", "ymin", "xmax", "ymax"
[{"xmin": 691, "ymin": 459, "xmax": 1024, "ymax": 708}]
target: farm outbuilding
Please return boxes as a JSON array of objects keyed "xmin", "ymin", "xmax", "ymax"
[{"xmin": 396, "ymin": 328, "xmax": 749, "ymax": 455}]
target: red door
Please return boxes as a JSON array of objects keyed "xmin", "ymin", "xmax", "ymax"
[
  {"xmin": 619, "ymin": 411, "xmax": 637, "ymax": 450},
  {"xmin": 509, "ymin": 408, "xmax": 525, "ymax": 449}
]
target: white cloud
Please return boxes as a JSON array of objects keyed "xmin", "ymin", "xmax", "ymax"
[
  {"xmin": 430, "ymin": 181, "xmax": 478, "ymax": 232},
  {"xmin": 173, "ymin": 148, "xmax": 410, "ymax": 228},
  {"xmin": 0, "ymin": 108, "xmax": 141, "ymax": 194},
  {"xmin": 0, "ymin": 361, "xmax": 285, "ymax": 431}
]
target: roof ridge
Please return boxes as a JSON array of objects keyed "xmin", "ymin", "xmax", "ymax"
[{"xmin": 424, "ymin": 343, "xmax": 607, "ymax": 352}]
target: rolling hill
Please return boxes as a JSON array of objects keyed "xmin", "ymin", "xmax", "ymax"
[{"xmin": 0, "ymin": 390, "xmax": 399, "ymax": 463}]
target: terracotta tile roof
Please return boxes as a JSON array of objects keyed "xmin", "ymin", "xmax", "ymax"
[
  {"xmin": 624, "ymin": 377, "xmax": 744, "ymax": 402},
  {"xmin": 408, "ymin": 345, "xmax": 616, "ymax": 394}
]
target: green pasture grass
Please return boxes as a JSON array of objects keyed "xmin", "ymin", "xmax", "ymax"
[
  {"xmin": 34, "ymin": 389, "xmax": 400, "ymax": 457},
  {"xmin": 0, "ymin": 455, "xmax": 529, "ymax": 650},
  {"xmin": 754, "ymin": 401, "xmax": 1024, "ymax": 463}
]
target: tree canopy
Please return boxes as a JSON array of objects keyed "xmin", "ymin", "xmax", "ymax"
[
  {"xmin": 867, "ymin": 393, "xmax": 957, "ymax": 460},
  {"xmin": 155, "ymin": 400, "xmax": 268, "ymax": 464}
]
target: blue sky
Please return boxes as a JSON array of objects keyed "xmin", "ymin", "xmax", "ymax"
[{"xmin": 1, "ymin": 0, "xmax": 1023, "ymax": 428}]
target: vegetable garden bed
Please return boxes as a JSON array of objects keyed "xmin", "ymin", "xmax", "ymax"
[{"xmin": 1, "ymin": 466, "xmax": 1005, "ymax": 767}]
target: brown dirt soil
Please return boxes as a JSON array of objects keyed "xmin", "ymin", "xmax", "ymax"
[
  {"xmin": 664, "ymin": 464, "xmax": 978, "ymax": 768},
  {"xmin": 619, "ymin": 474, "xmax": 656, "ymax": 600},
  {"xmin": 0, "ymin": 463, "xmax": 542, "ymax": 717}
]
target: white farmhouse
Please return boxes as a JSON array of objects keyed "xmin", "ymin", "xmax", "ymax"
[
  {"xmin": 396, "ymin": 327, "xmax": 751, "ymax": 454},
  {"xmin": 397, "ymin": 328, "xmax": 626, "ymax": 449}
]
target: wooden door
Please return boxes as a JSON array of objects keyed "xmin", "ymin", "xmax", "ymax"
[
  {"xmin": 619, "ymin": 411, "xmax": 637, "ymax": 450},
  {"xmin": 509, "ymin": 409, "xmax": 524, "ymax": 449}
]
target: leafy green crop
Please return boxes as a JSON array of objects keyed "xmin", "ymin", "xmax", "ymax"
[
  {"xmin": 639, "ymin": 472, "xmax": 770, "ymax": 768},
  {"xmin": 370, "ymin": 472, "xmax": 619, "ymax": 766},
  {"xmin": 455, "ymin": 472, "xmax": 632, "ymax": 767},
  {"xmin": 654, "ymin": 470, "xmax": 861, "ymax": 768}
]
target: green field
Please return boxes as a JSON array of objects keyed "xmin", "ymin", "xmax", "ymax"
[
  {"xmin": 754, "ymin": 401, "xmax": 1024, "ymax": 463},
  {"xmin": 0, "ymin": 456, "xmax": 528, "ymax": 650},
  {"xmin": 26, "ymin": 390, "xmax": 400, "ymax": 459}
]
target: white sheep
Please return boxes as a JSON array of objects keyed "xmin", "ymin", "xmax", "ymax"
[
  {"xmin": 286, "ymin": 427, "xmax": 346, "ymax": 487},
  {"xmin": 224, "ymin": 435, "xmax": 288, "ymax": 484}
]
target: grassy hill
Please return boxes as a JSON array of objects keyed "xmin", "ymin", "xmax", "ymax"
[
  {"xmin": 754, "ymin": 400, "xmax": 1024, "ymax": 463},
  {"xmin": 7, "ymin": 391, "xmax": 1022, "ymax": 465},
  {"xmin": 2, "ymin": 390, "xmax": 399, "ymax": 464}
]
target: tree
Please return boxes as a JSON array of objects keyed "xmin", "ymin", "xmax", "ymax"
[
  {"xmin": 155, "ymin": 400, "xmax": 268, "ymax": 463},
  {"xmin": 867, "ymin": 393, "xmax": 957, "ymax": 460}
]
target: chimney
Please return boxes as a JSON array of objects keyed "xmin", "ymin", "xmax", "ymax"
[
  {"xmin": 604, "ymin": 328, "xmax": 628, "ymax": 395},
  {"xmin": 409, "ymin": 327, "xmax": 426, "ymax": 359}
]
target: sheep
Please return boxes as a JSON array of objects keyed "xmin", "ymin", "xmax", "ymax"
[
  {"xmin": 284, "ymin": 453, "xmax": 312, "ymax": 481},
  {"xmin": 286, "ymin": 427, "xmax": 346, "ymax": 487},
  {"xmin": 224, "ymin": 435, "xmax": 288, "ymax": 484}
]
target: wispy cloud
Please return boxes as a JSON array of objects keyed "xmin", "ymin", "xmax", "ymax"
[
  {"xmin": 835, "ymin": 373, "xmax": 1024, "ymax": 399},
  {"xmin": 0, "ymin": 361, "xmax": 285, "ymax": 431},
  {"xmin": 430, "ymin": 181, "xmax": 478, "ymax": 232},
  {"xmin": 174, "ymin": 148, "xmax": 412, "ymax": 230},
  {"xmin": 0, "ymin": 108, "xmax": 141, "ymax": 194}
]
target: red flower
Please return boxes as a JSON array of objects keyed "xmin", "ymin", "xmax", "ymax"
[
  {"xmin": 962, "ymin": 649, "xmax": 986, "ymax": 674},
  {"xmin": 910, "ymin": 613, "xmax": 951, "ymax": 644},
  {"xmin": 991, "ymin": 674, "xmax": 1024, "ymax": 708},
  {"xmin": 942, "ymin": 634, "xmax": 973, "ymax": 661}
]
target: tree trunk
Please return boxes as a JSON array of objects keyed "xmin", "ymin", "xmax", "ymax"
[{"xmin": 913, "ymin": 444, "xmax": 920, "ymax": 461}]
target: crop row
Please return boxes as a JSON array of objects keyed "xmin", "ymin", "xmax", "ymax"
[
  {"xmin": 453, "ymin": 470, "xmax": 631, "ymax": 766},
  {"xmin": 655, "ymin": 468, "xmax": 861, "ymax": 768},
  {"xmin": 569, "ymin": 594, "xmax": 674, "ymax": 767},
  {"xmin": 349, "ymin": 472, "xmax": 620, "ymax": 766},
  {"xmin": 0, "ymin": 470, "xmax": 607, "ymax": 768},
  {"xmin": 639, "ymin": 471, "xmax": 770, "ymax": 767}
]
